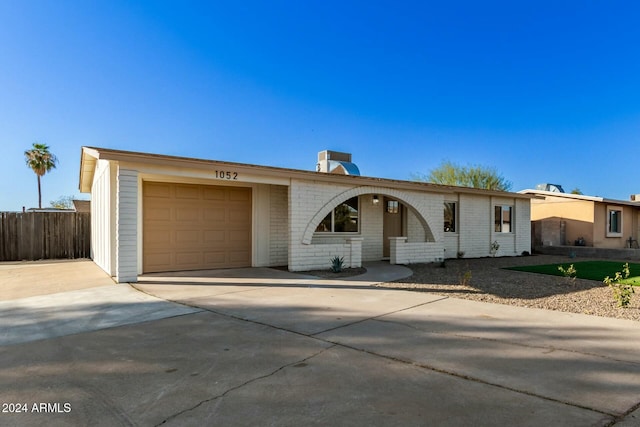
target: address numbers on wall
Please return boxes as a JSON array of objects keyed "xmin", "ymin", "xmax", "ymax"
[{"xmin": 214, "ymin": 170, "xmax": 238, "ymax": 180}]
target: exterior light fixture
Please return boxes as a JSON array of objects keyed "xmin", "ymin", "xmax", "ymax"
[{"xmin": 372, "ymin": 195, "xmax": 379, "ymax": 205}]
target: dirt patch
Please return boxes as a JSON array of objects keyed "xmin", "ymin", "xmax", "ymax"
[
  {"xmin": 375, "ymin": 255, "xmax": 639, "ymax": 322},
  {"xmin": 303, "ymin": 267, "xmax": 367, "ymax": 279}
]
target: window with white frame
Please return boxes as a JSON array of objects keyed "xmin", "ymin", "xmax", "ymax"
[
  {"xmin": 607, "ymin": 207, "xmax": 622, "ymax": 236},
  {"xmin": 444, "ymin": 202, "xmax": 456, "ymax": 232},
  {"xmin": 494, "ymin": 205, "xmax": 513, "ymax": 233},
  {"xmin": 315, "ymin": 197, "xmax": 359, "ymax": 233}
]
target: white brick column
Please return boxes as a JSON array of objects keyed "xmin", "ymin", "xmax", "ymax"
[
  {"xmin": 389, "ymin": 237, "xmax": 408, "ymax": 264},
  {"xmin": 347, "ymin": 237, "xmax": 363, "ymax": 268},
  {"xmin": 115, "ymin": 167, "xmax": 138, "ymax": 283}
]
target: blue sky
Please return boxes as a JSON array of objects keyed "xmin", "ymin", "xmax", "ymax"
[{"xmin": 1, "ymin": 1, "xmax": 639, "ymax": 211}]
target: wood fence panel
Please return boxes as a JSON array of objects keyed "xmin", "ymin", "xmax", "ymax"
[{"xmin": 0, "ymin": 212, "xmax": 91, "ymax": 261}]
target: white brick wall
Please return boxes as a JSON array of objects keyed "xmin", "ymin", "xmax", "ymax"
[
  {"xmin": 454, "ymin": 194, "xmax": 532, "ymax": 258},
  {"xmin": 459, "ymin": 194, "xmax": 492, "ymax": 258},
  {"xmin": 444, "ymin": 234, "xmax": 460, "ymax": 258},
  {"xmin": 269, "ymin": 185, "xmax": 289, "ymax": 266},
  {"xmin": 361, "ymin": 194, "xmax": 383, "ymax": 260},
  {"xmin": 116, "ymin": 167, "xmax": 138, "ymax": 283},
  {"xmin": 390, "ymin": 237, "xmax": 444, "ymax": 264},
  {"xmin": 406, "ymin": 208, "xmax": 426, "ymax": 242},
  {"xmin": 288, "ymin": 180, "xmax": 445, "ymax": 271}
]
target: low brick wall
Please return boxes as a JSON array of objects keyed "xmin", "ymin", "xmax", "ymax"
[{"xmin": 534, "ymin": 245, "xmax": 640, "ymax": 260}]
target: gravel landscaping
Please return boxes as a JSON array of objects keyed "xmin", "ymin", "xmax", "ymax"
[{"xmin": 375, "ymin": 254, "xmax": 640, "ymax": 322}]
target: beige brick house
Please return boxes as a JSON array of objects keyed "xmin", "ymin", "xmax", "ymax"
[{"xmin": 79, "ymin": 147, "xmax": 533, "ymax": 283}]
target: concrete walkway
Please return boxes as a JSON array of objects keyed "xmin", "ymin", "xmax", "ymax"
[
  {"xmin": 0, "ymin": 284, "xmax": 202, "ymax": 346},
  {"xmin": 1, "ymin": 260, "xmax": 640, "ymax": 426}
]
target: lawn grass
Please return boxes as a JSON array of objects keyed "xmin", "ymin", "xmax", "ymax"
[{"xmin": 506, "ymin": 261, "xmax": 640, "ymax": 285}]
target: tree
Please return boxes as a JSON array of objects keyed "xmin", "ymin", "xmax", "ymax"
[
  {"xmin": 50, "ymin": 195, "xmax": 74, "ymax": 209},
  {"xmin": 24, "ymin": 142, "xmax": 58, "ymax": 209},
  {"xmin": 412, "ymin": 160, "xmax": 512, "ymax": 191},
  {"xmin": 570, "ymin": 188, "xmax": 583, "ymax": 195}
]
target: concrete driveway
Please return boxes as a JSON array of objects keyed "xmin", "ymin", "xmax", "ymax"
[{"xmin": 1, "ymin": 261, "xmax": 639, "ymax": 426}]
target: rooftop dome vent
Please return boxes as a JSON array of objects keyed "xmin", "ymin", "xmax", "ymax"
[
  {"xmin": 316, "ymin": 150, "xmax": 360, "ymax": 176},
  {"xmin": 535, "ymin": 183, "xmax": 565, "ymax": 193}
]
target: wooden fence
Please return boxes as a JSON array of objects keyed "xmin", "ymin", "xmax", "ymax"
[{"xmin": 0, "ymin": 212, "xmax": 91, "ymax": 261}]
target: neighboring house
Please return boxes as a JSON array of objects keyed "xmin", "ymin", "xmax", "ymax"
[
  {"xmin": 79, "ymin": 147, "xmax": 533, "ymax": 283},
  {"xmin": 72, "ymin": 199, "xmax": 91, "ymax": 213},
  {"xmin": 519, "ymin": 189, "xmax": 640, "ymax": 249}
]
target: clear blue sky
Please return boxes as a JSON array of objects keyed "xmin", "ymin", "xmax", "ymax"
[{"xmin": 1, "ymin": 1, "xmax": 639, "ymax": 211}]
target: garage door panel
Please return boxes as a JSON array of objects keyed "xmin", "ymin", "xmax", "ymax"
[
  {"xmin": 175, "ymin": 230, "xmax": 201, "ymax": 244},
  {"xmin": 203, "ymin": 187, "xmax": 226, "ymax": 200},
  {"xmin": 175, "ymin": 185, "xmax": 201, "ymax": 199},
  {"xmin": 203, "ymin": 209, "xmax": 225, "ymax": 221},
  {"xmin": 229, "ymin": 230, "xmax": 251, "ymax": 243},
  {"xmin": 204, "ymin": 230, "xmax": 226, "ymax": 243},
  {"xmin": 145, "ymin": 252, "xmax": 172, "ymax": 271},
  {"xmin": 176, "ymin": 208, "xmax": 200, "ymax": 222},
  {"xmin": 145, "ymin": 206, "xmax": 172, "ymax": 221},
  {"xmin": 229, "ymin": 209, "xmax": 251, "ymax": 223},
  {"xmin": 203, "ymin": 251, "xmax": 227, "ymax": 265},
  {"xmin": 143, "ymin": 182, "xmax": 252, "ymax": 273},
  {"xmin": 229, "ymin": 189, "xmax": 251, "ymax": 201},
  {"xmin": 229, "ymin": 250, "xmax": 251, "ymax": 263},
  {"xmin": 175, "ymin": 252, "xmax": 203, "ymax": 267},
  {"xmin": 146, "ymin": 229, "xmax": 172, "ymax": 245},
  {"xmin": 145, "ymin": 182, "xmax": 172, "ymax": 198}
]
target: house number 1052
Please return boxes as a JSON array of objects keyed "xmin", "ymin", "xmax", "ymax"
[{"xmin": 214, "ymin": 170, "xmax": 238, "ymax": 180}]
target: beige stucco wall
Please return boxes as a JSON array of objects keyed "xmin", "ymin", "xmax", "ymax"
[
  {"xmin": 530, "ymin": 196, "xmax": 595, "ymax": 246},
  {"xmin": 530, "ymin": 196, "xmax": 594, "ymax": 222},
  {"xmin": 593, "ymin": 203, "xmax": 637, "ymax": 248}
]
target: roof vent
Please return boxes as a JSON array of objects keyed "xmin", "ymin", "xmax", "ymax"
[
  {"xmin": 316, "ymin": 150, "xmax": 360, "ymax": 176},
  {"xmin": 535, "ymin": 183, "xmax": 565, "ymax": 193}
]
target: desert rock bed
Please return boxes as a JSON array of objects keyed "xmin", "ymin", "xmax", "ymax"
[{"xmin": 376, "ymin": 255, "xmax": 640, "ymax": 322}]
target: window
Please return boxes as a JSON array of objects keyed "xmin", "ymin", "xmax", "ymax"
[
  {"xmin": 608, "ymin": 207, "xmax": 622, "ymax": 236},
  {"xmin": 494, "ymin": 205, "xmax": 513, "ymax": 233},
  {"xmin": 316, "ymin": 197, "xmax": 359, "ymax": 233},
  {"xmin": 387, "ymin": 200, "xmax": 399, "ymax": 213},
  {"xmin": 444, "ymin": 202, "xmax": 456, "ymax": 232}
]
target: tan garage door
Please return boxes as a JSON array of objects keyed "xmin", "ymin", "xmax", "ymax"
[{"xmin": 143, "ymin": 182, "xmax": 252, "ymax": 273}]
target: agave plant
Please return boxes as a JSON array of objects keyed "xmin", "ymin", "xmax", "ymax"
[{"xmin": 330, "ymin": 256, "xmax": 345, "ymax": 273}]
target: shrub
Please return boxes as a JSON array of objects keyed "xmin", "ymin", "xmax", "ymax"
[
  {"xmin": 490, "ymin": 241, "xmax": 500, "ymax": 257},
  {"xmin": 603, "ymin": 263, "xmax": 635, "ymax": 308},
  {"xmin": 330, "ymin": 256, "xmax": 345, "ymax": 273},
  {"xmin": 459, "ymin": 270, "xmax": 472, "ymax": 286},
  {"xmin": 557, "ymin": 264, "xmax": 577, "ymax": 286}
]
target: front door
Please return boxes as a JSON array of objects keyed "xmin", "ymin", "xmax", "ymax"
[{"xmin": 383, "ymin": 197, "xmax": 403, "ymax": 258}]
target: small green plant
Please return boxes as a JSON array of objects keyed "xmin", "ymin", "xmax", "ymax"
[
  {"xmin": 330, "ymin": 256, "xmax": 345, "ymax": 273},
  {"xmin": 603, "ymin": 263, "xmax": 635, "ymax": 308},
  {"xmin": 490, "ymin": 241, "xmax": 500, "ymax": 257},
  {"xmin": 557, "ymin": 264, "xmax": 577, "ymax": 285},
  {"xmin": 459, "ymin": 270, "xmax": 472, "ymax": 286}
]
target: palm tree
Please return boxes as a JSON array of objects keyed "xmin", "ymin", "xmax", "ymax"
[{"xmin": 24, "ymin": 143, "xmax": 58, "ymax": 209}]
